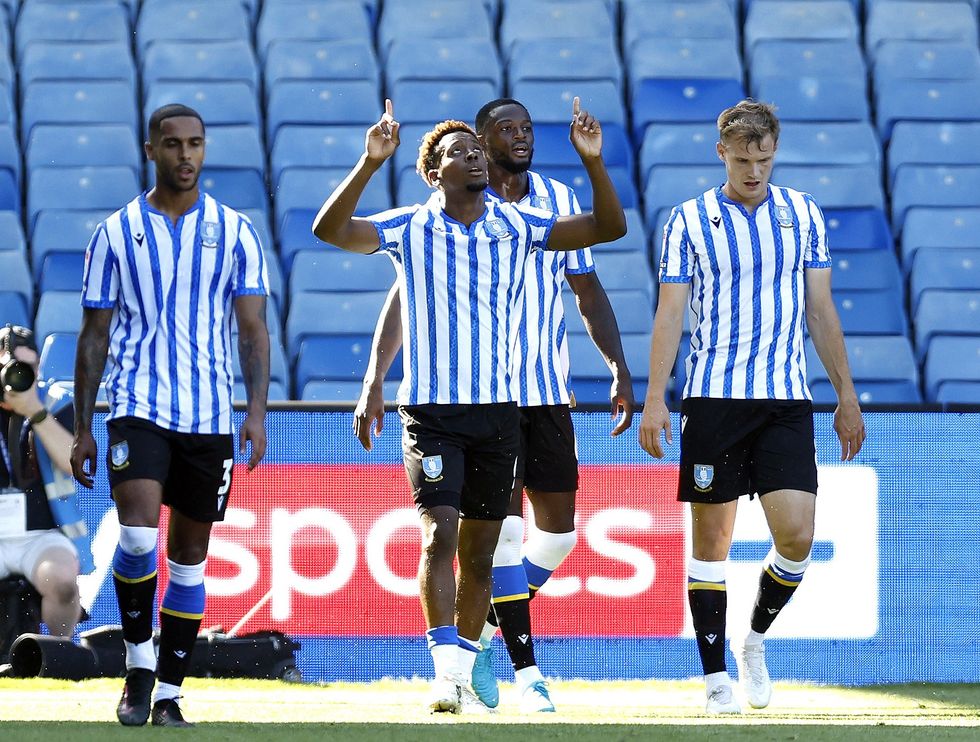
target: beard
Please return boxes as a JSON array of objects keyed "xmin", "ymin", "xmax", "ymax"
[
  {"xmin": 466, "ymin": 179, "xmax": 488, "ymax": 193},
  {"xmin": 496, "ymin": 155, "xmax": 532, "ymax": 175}
]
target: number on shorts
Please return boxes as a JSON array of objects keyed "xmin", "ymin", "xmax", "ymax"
[{"xmin": 217, "ymin": 458, "xmax": 233, "ymax": 496}]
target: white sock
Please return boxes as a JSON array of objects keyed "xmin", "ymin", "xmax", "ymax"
[
  {"xmin": 153, "ymin": 681, "xmax": 180, "ymax": 705},
  {"xmin": 430, "ymin": 644, "xmax": 457, "ymax": 679},
  {"xmin": 515, "ymin": 665, "xmax": 544, "ymax": 688},
  {"xmin": 479, "ymin": 621, "xmax": 497, "ymax": 645},
  {"xmin": 457, "ymin": 640, "xmax": 480, "ymax": 678},
  {"xmin": 705, "ymin": 670, "xmax": 731, "ymax": 693},
  {"xmin": 124, "ymin": 639, "xmax": 156, "ymax": 672},
  {"xmin": 744, "ymin": 629, "xmax": 765, "ymax": 647}
]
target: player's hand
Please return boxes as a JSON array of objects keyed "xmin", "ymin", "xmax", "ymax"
[
  {"xmin": 834, "ymin": 398, "xmax": 865, "ymax": 461},
  {"xmin": 569, "ymin": 96, "xmax": 602, "ymax": 160},
  {"xmin": 353, "ymin": 381, "xmax": 385, "ymax": 451},
  {"xmin": 609, "ymin": 373, "xmax": 635, "ymax": 436},
  {"xmin": 638, "ymin": 398, "xmax": 671, "ymax": 458},
  {"xmin": 239, "ymin": 414, "xmax": 267, "ymax": 470},
  {"xmin": 70, "ymin": 430, "xmax": 98, "ymax": 489},
  {"xmin": 365, "ymin": 99, "xmax": 400, "ymax": 163}
]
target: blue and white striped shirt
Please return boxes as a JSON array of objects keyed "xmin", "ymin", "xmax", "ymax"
[
  {"xmin": 488, "ymin": 171, "xmax": 595, "ymax": 407},
  {"xmin": 371, "ymin": 193, "xmax": 556, "ymax": 406},
  {"xmin": 660, "ymin": 185, "xmax": 831, "ymax": 400},
  {"xmin": 81, "ymin": 192, "xmax": 269, "ymax": 434}
]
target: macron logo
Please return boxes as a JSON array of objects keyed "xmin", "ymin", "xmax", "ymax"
[
  {"xmin": 710, "ymin": 216, "xmax": 721, "ymax": 228},
  {"xmin": 705, "ymin": 634, "xmax": 718, "ymax": 644},
  {"xmin": 174, "ymin": 650, "xmax": 187, "ymax": 659},
  {"xmin": 518, "ymin": 634, "xmax": 530, "ymax": 644},
  {"xmin": 126, "ymin": 610, "xmax": 141, "ymax": 619}
]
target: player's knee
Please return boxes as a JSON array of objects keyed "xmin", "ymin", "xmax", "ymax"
[
  {"xmin": 420, "ymin": 520, "xmax": 458, "ymax": 563},
  {"xmin": 492, "ymin": 515, "xmax": 524, "ymax": 566},
  {"xmin": 773, "ymin": 534, "xmax": 812, "ymax": 563},
  {"xmin": 525, "ymin": 524, "xmax": 577, "ymax": 569}
]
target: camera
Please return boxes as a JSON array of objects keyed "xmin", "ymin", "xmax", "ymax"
[{"xmin": 0, "ymin": 324, "xmax": 37, "ymax": 402}]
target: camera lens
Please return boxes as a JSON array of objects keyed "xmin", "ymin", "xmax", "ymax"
[{"xmin": 0, "ymin": 360, "xmax": 35, "ymax": 393}]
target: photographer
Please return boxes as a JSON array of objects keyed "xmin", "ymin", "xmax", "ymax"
[{"xmin": 0, "ymin": 325, "xmax": 87, "ymax": 642}]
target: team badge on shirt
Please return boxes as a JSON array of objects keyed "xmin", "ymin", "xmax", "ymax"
[
  {"xmin": 693, "ymin": 464, "xmax": 714, "ymax": 491},
  {"xmin": 530, "ymin": 195, "xmax": 553, "ymax": 211},
  {"xmin": 201, "ymin": 221, "xmax": 221, "ymax": 247},
  {"xmin": 421, "ymin": 455, "xmax": 444, "ymax": 482},
  {"xmin": 110, "ymin": 441, "xmax": 130, "ymax": 471},
  {"xmin": 774, "ymin": 205, "xmax": 794, "ymax": 228},
  {"xmin": 484, "ymin": 218, "xmax": 510, "ymax": 238}
]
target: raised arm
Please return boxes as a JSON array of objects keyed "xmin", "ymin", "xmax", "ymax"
[
  {"xmin": 354, "ymin": 283, "xmax": 403, "ymax": 450},
  {"xmin": 311, "ymin": 99, "xmax": 400, "ymax": 253},
  {"xmin": 805, "ymin": 268, "xmax": 865, "ymax": 461},
  {"xmin": 71, "ymin": 307, "xmax": 113, "ymax": 487},
  {"xmin": 235, "ymin": 294, "xmax": 270, "ymax": 469},
  {"xmin": 546, "ymin": 97, "xmax": 627, "ymax": 252},
  {"xmin": 566, "ymin": 271, "xmax": 634, "ymax": 434}
]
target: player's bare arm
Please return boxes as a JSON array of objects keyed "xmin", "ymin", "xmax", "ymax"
[
  {"xmin": 312, "ymin": 99, "xmax": 400, "ymax": 253},
  {"xmin": 638, "ymin": 282, "xmax": 689, "ymax": 459},
  {"xmin": 547, "ymin": 97, "xmax": 627, "ymax": 251},
  {"xmin": 804, "ymin": 268, "xmax": 866, "ymax": 461},
  {"xmin": 566, "ymin": 271, "xmax": 635, "ymax": 435},
  {"xmin": 71, "ymin": 306, "xmax": 113, "ymax": 488},
  {"xmin": 235, "ymin": 293, "xmax": 270, "ymax": 469},
  {"xmin": 355, "ymin": 283, "xmax": 403, "ymax": 451}
]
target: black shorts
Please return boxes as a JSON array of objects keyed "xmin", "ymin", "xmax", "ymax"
[
  {"xmin": 516, "ymin": 405, "xmax": 579, "ymax": 493},
  {"xmin": 399, "ymin": 402, "xmax": 520, "ymax": 521},
  {"xmin": 107, "ymin": 416, "xmax": 235, "ymax": 522},
  {"xmin": 678, "ymin": 398, "xmax": 817, "ymax": 504}
]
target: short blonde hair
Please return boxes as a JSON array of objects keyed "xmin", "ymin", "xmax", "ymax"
[
  {"xmin": 717, "ymin": 100, "xmax": 780, "ymax": 147},
  {"xmin": 416, "ymin": 120, "xmax": 478, "ymax": 183}
]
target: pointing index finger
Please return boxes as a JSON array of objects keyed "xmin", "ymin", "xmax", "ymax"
[
  {"xmin": 384, "ymin": 98, "xmax": 394, "ymax": 118},
  {"xmin": 572, "ymin": 96, "xmax": 580, "ymax": 118}
]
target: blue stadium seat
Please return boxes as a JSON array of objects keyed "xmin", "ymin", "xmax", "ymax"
[
  {"xmin": 874, "ymin": 79, "xmax": 980, "ymax": 141},
  {"xmin": 500, "ymin": 1, "xmax": 614, "ymax": 56},
  {"xmin": 257, "ymin": 1, "xmax": 371, "ymax": 62},
  {"xmin": 0, "ymin": 291, "xmax": 29, "ymax": 329},
  {"xmin": 38, "ymin": 332, "xmax": 77, "ymax": 384},
  {"xmin": 260, "ymin": 249, "xmax": 284, "ymax": 314},
  {"xmin": 392, "ymin": 80, "xmax": 498, "ymax": 125},
  {"xmin": 642, "ymin": 165, "xmax": 724, "ymax": 226},
  {"xmin": 910, "ymin": 248, "xmax": 980, "ymax": 313},
  {"xmin": 30, "ymin": 210, "xmax": 105, "ymax": 270},
  {"xmin": 567, "ymin": 331, "xmax": 649, "ymax": 404},
  {"xmin": 772, "ymin": 164, "xmax": 885, "ymax": 211},
  {"xmin": 141, "ymin": 41, "xmax": 259, "ymax": 91},
  {"xmin": 0, "ymin": 124, "xmax": 19, "ymax": 188},
  {"xmin": 507, "ymin": 37, "xmax": 623, "ymax": 88},
  {"xmin": 391, "ymin": 123, "xmax": 432, "ymax": 181},
  {"xmin": 395, "ymin": 170, "xmax": 437, "ymax": 208},
  {"xmin": 872, "ymin": 40, "xmax": 980, "ymax": 91},
  {"xmin": 271, "ymin": 125, "xmax": 386, "ymax": 186},
  {"xmin": 640, "ymin": 123, "xmax": 723, "ymax": 181},
  {"xmin": 231, "ymin": 338, "xmax": 289, "ymax": 388},
  {"xmin": 290, "ymin": 250, "xmax": 395, "ymax": 295},
  {"xmin": 510, "ymin": 80, "xmax": 626, "ymax": 127},
  {"xmin": 266, "ymin": 80, "xmax": 379, "ymax": 147},
  {"xmin": 592, "ymin": 252, "xmax": 654, "ymax": 294},
  {"xmin": 749, "ymin": 39, "xmax": 866, "ymax": 81},
  {"xmin": 136, "ymin": 0, "xmax": 250, "ymax": 55},
  {"xmin": 27, "ymin": 124, "xmax": 140, "ymax": 178},
  {"xmin": 300, "ymin": 378, "xmax": 400, "ymax": 402},
  {"xmin": 279, "ymin": 211, "xmax": 331, "ymax": 272},
  {"xmin": 924, "ymin": 336, "xmax": 980, "ymax": 402},
  {"xmin": 232, "ymin": 299, "xmax": 282, "ymax": 338},
  {"xmin": 38, "ymin": 252, "xmax": 84, "ymax": 292},
  {"xmin": 204, "ymin": 125, "xmax": 265, "ymax": 179},
  {"xmin": 20, "ymin": 42, "xmax": 135, "ymax": 87},
  {"xmin": 0, "ymin": 211, "xmax": 25, "ymax": 254},
  {"xmin": 530, "ymin": 122, "xmax": 631, "ymax": 170},
  {"xmin": 622, "ymin": 0, "xmax": 737, "ymax": 56},
  {"xmin": 891, "ymin": 166, "xmax": 980, "ymax": 233},
  {"xmin": 235, "ymin": 380, "xmax": 288, "ymax": 402},
  {"xmin": 628, "ymin": 36, "xmax": 743, "ymax": 83},
  {"xmin": 887, "ymin": 122, "xmax": 980, "ymax": 188},
  {"xmin": 805, "ymin": 334, "xmax": 921, "ymax": 405},
  {"xmin": 27, "ymin": 167, "xmax": 139, "ymax": 228},
  {"xmin": 534, "ymin": 164, "xmax": 637, "ymax": 210},
  {"xmin": 631, "ymin": 77, "xmax": 746, "ymax": 139},
  {"xmin": 832, "ymin": 288, "xmax": 907, "ymax": 336},
  {"xmin": 601, "ymin": 209, "xmax": 647, "ymax": 254},
  {"xmin": 901, "ymin": 208, "xmax": 980, "ymax": 270},
  {"xmin": 15, "ymin": 1, "xmax": 130, "ymax": 63},
  {"xmin": 385, "ymin": 38, "xmax": 502, "ymax": 90},
  {"xmin": 294, "ymin": 334, "xmax": 403, "ymax": 394},
  {"xmin": 240, "ymin": 207, "xmax": 274, "ymax": 254},
  {"xmin": 378, "ymin": 0, "xmax": 491, "ymax": 57},
  {"xmin": 744, "ymin": 0, "xmax": 859, "ymax": 52},
  {"xmin": 0, "ymin": 251, "xmax": 33, "ymax": 311},
  {"xmin": 264, "ymin": 40, "xmax": 379, "ymax": 90},
  {"xmin": 286, "ymin": 291, "xmax": 390, "ymax": 359},
  {"xmin": 197, "ymin": 170, "xmax": 268, "ymax": 213},
  {"xmin": 823, "ymin": 208, "xmax": 894, "ymax": 251},
  {"xmin": 752, "ymin": 77, "xmax": 870, "ymax": 122},
  {"xmin": 777, "ymin": 122, "xmax": 880, "ymax": 167},
  {"xmin": 21, "ymin": 81, "xmax": 138, "ymax": 141},
  {"xmin": 833, "ymin": 249, "xmax": 903, "ymax": 294},
  {"xmin": 562, "ymin": 288, "xmax": 653, "ymax": 335},
  {"xmin": 914, "ymin": 290, "xmax": 980, "ymax": 360},
  {"xmin": 865, "ymin": 1, "xmax": 978, "ymax": 54},
  {"xmin": 34, "ymin": 290, "xmax": 82, "ymax": 344},
  {"xmin": 144, "ymin": 81, "xmax": 260, "ymax": 128}
]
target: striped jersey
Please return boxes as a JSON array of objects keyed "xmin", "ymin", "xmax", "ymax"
[
  {"xmin": 370, "ymin": 193, "xmax": 556, "ymax": 406},
  {"xmin": 81, "ymin": 192, "xmax": 269, "ymax": 434},
  {"xmin": 487, "ymin": 171, "xmax": 595, "ymax": 407},
  {"xmin": 660, "ymin": 184, "xmax": 831, "ymax": 400}
]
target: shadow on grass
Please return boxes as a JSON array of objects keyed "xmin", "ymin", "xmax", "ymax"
[{"xmin": 847, "ymin": 684, "xmax": 980, "ymax": 711}]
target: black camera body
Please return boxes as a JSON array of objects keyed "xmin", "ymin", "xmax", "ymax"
[{"xmin": 0, "ymin": 325, "xmax": 37, "ymax": 402}]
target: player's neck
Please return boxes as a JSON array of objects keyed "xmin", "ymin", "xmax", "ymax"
[
  {"xmin": 442, "ymin": 188, "xmax": 488, "ymax": 227},
  {"xmin": 489, "ymin": 166, "xmax": 529, "ymax": 204},
  {"xmin": 146, "ymin": 185, "xmax": 201, "ymax": 224}
]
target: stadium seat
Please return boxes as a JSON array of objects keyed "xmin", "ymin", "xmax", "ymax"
[
  {"xmin": 642, "ymin": 165, "xmax": 725, "ymax": 226},
  {"xmin": 871, "ymin": 40, "xmax": 980, "ymax": 91},
  {"xmin": 628, "ymin": 36, "xmax": 743, "ymax": 83},
  {"xmin": 27, "ymin": 167, "xmax": 140, "ymax": 229},
  {"xmin": 256, "ymin": 1, "xmax": 371, "ymax": 61},
  {"xmin": 562, "ymin": 288, "xmax": 653, "ymax": 335},
  {"xmin": 300, "ymin": 378, "xmax": 400, "ymax": 403},
  {"xmin": 744, "ymin": 0, "xmax": 859, "ymax": 52},
  {"xmin": 391, "ymin": 80, "xmax": 498, "ymax": 125},
  {"xmin": 196, "ymin": 170, "xmax": 268, "ymax": 213},
  {"xmin": 776, "ymin": 122, "xmax": 880, "ymax": 167},
  {"xmin": 751, "ymin": 77, "xmax": 870, "ymax": 122},
  {"xmin": 832, "ymin": 288, "xmax": 908, "ymax": 336},
  {"xmin": 0, "ymin": 124, "xmax": 19, "ymax": 188},
  {"xmin": 0, "ymin": 291, "xmax": 29, "ymax": 329},
  {"xmin": 233, "ymin": 299, "xmax": 282, "ymax": 338},
  {"xmin": 591, "ymin": 252, "xmax": 654, "ymax": 294},
  {"xmin": 924, "ymin": 336, "xmax": 980, "ymax": 402},
  {"xmin": 887, "ymin": 122, "xmax": 980, "ymax": 188},
  {"xmin": 395, "ymin": 170, "xmax": 437, "ymax": 208},
  {"xmin": 832, "ymin": 249, "xmax": 903, "ymax": 293},
  {"xmin": 231, "ymin": 338, "xmax": 289, "ymax": 388},
  {"xmin": 286, "ymin": 291, "xmax": 390, "ymax": 359},
  {"xmin": 631, "ymin": 78, "xmax": 746, "ymax": 139},
  {"xmin": 264, "ymin": 40, "xmax": 380, "ymax": 91},
  {"xmin": 567, "ymin": 331, "xmax": 649, "ymax": 404},
  {"xmin": 0, "ymin": 251, "xmax": 33, "ymax": 311},
  {"xmin": 622, "ymin": 0, "xmax": 737, "ymax": 56},
  {"xmin": 640, "ymin": 123, "xmax": 723, "ymax": 180},
  {"xmin": 235, "ymin": 380, "xmax": 288, "ymax": 403},
  {"xmin": 144, "ymin": 82, "xmax": 261, "ymax": 128},
  {"xmin": 34, "ymin": 290, "xmax": 82, "ymax": 344},
  {"xmin": 275, "ymin": 167, "xmax": 391, "ymax": 241},
  {"xmin": 805, "ymin": 335, "xmax": 921, "ymax": 405},
  {"xmin": 891, "ymin": 166, "xmax": 980, "ymax": 233},
  {"xmin": 507, "ymin": 37, "xmax": 623, "ymax": 88},
  {"xmin": 294, "ymin": 334, "xmax": 403, "ymax": 394},
  {"xmin": 21, "ymin": 81, "xmax": 138, "ymax": 142},
  {"xmin": 15, "ymin": 1, "xmax": 130, "ymax": 63},
  {"xmin": 266, "ymin": 80, "xmax": 379, "ymax": 147},
  {"xmin": 203, "ymin": 126, "xmax": 265, "ymax": 179},
  {"xmin": 874, "ymin": 79, "xmax": 980, "ymax": 141},
  {"xmin": 19, "ymin": 41, "xmax": 135, "ymax": 87},
  {"xmin": 601, "ymin": 209, "xmax": 647, "ymax": 254},
  {"xmin": 136, "ymin": 0, "xmax": 250, "ymax": 55},
  {"xmin": 749, "ymin": 39, "xmax": 866, "ymax": 82},
  {"xmin": 0, "ymin": 211, "xmax": 25, "ymax": 254},
  {"xmin": 377, "ymin": 0, "xmax": 491, "ymax": 57},
  {"xmin": 38, "ymin": 252, "xmax": 84, "ymax": 293},
  {"xmin": 26, "ymin": 124, "xmax": 141, "ymax": 178},
  {"xmin": 913, "ymin": 290, "xmax": 980, "ymax": 360},
  {"xmin": 901, "ymin": 208, "xmax": 980, "ymax": 271},
  {"xmin": 141, "ymin": 41, "xmax": 260, "ymax": 91},
  {"xmin": 823, "ymin": 209, "xmax": 894, "ymax": 251},
  {"xmin": 510, "ymin": 80, "xmax": 626, "ymax": 128},
  {"xmin": 278, "ymin": 210, "xmax": 330, "ymax": 272},
  {"xmin": 771, "ymin": 165, "xmax": 885, "ymax": 211},
  {"xmin": 385, "ymin": 38, "xmax": 502, "ymax": 90},
  {"xmin": 30, "ymin": 210, "xmax": 106, "ymax": 270},
  {"xmin": 530, "ymin": 122, "xmax": 631, "ymax": 170},
  {"xmin": 271, "ymin": 126, "xmax": 388, "ymax": 187},
  {"xmin": 289, "ymin": 250, "xmax": 396, "ymax": 295},
  {"xmin": 38, "ymin": 332, "xmax": 77, "ymax": 383},
  {"xmin": 533, "ymin": 164, "xmax": 637, "ymax": 210},
  {"xmin": 500, "ymin": 1, "xmax": 614, "ymax": 56},
  {"xmin": 910, "ymin": 248, "xmax": 980, "ymax": 313},
  {"xmin": 865, "ymin": 1, "xmax": 978, "ymax": 53}
]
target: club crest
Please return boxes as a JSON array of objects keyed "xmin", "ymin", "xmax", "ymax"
[
  {"xmin": 484, "ymin": 218, "xmax": 510, "ymax": 238},
  {"xmin": 775, "ymin": 205, "xmax": 794, "ymax": 228},
  {"xmin": 421, "ymin": 455, "xmax": 443, "ymax": 481},
  {"xmin": 530, "ymin": 195, "xmax": 553, "ymax": 211},
  {"xmin": 201, "ymin": 220, "xmax": 221, "ymax": 247},
  {"xmin": 110, "ymin": 441, "xmax": 130, "ymax": 471},
  {"xmin": 694, "ymin": 464, "xmax": 714, "ymax": 491}
]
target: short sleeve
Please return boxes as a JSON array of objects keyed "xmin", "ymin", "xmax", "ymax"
[
  {"xmin": 80, "ymin": 224, "xmax": 119, "ymax": 308},
  {"xmin": 803, "ymin": 195, "xmax": 831, "ymax": 268},
  {"xmin": 564, "ymin": 247, "xmax": 595, "ymax": 274},
  {"xmin": 367, "ymin": 206, "xmax": 417, "ymax": 256},
  {"xmin": 658, "ymin": 206, "xmax": 694, "ymax": 283},
  {"xmin": 511, "ymin": 203, "xmax": 557, "ymax": 253},
  {"xmin": 232, "ymin": 215, "xmax": 270, "ymax": 297}
]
